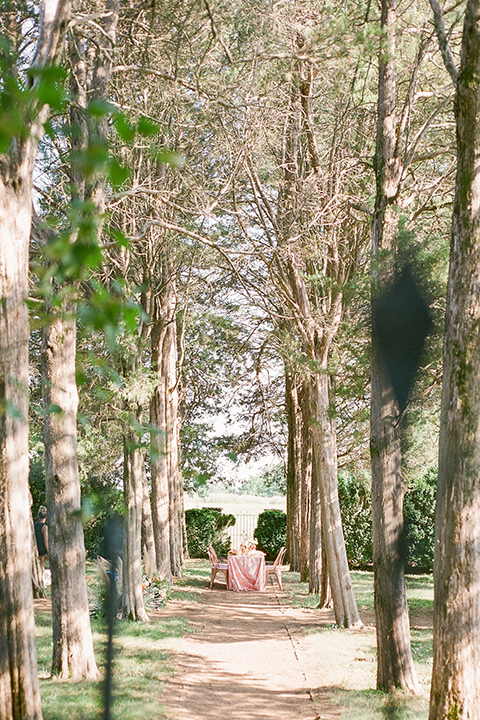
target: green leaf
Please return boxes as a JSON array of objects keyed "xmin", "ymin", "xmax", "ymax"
[
  {"xmin": 154, "ymin": 148, "xmax": 185, "ymax": 168},
  {"xmin": 107, "ymin": 157, "xmax": 130, "ymax": 188},
  {"xmin": 109, "ymin": 228, "xmax": 130, "ymax": 249},
  {"xmin": 114, "ymin": 113, "xmax": 136, "ymax": 143},
  {"xmin": 137, "ymin": 115, "xmax": 160, "ymax": 137},
  {"xmin": 87, "ymin": 99, "xmax": 117, "ymax": 117}
]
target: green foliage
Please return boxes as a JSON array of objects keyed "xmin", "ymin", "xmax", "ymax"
[
  {"xmin": 29, "ymin": 453, "xmax": 46, "ymax": 513},
  {"xmin": 81, "ymin": 477, "xmax": 124, "ymax": 558},
  {"xmin": 337, "ymin": 468, "xmax": 436, "ymax": 571},
  {"xmin": 88, "ymin": 569, "xmax": 122, "ymax": 620},
  {"xmin": 338, "ymin": 472, "xmax": 373, "ymax": 568},
  {"xmin": 185, "ymin": 508, "xmax": 235, "ymax": 558},
  {"xmin": 181, "ymin": 423, "xmax": 227, "ymax": 492},
  {"xmin": 403, "ymin": 467, "xmax": 436, "ymax": 571},
  {"xmin": 238, "ymin": 463, "xmax": 286, "ymax": 496},
  {"xmin": 253, "ymin": 509, "xmax": 286, "ymax": 561}
]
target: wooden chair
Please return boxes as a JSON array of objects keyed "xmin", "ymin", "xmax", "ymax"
[
  {"xmin": 207, "ymin": 545, "xmax": 229, "ymax": 589},
  {"xmin": 265, "ymin": 547, "xmax": 286, "ymax": 590}
]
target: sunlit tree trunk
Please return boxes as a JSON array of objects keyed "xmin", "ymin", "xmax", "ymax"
[
  {"xmin": 41, "ymin": 0, "xmax": 119, "ymax": 677},
  {"xmin": 429, "ymin": 1, "xmax": 480, "ymax": 716},
  {"xmin": 285, "ymin": 371, "xmax": 300, "ymax": 570},
  {"xmin": 122, "ymin": 419, "xmax": 149, "ymax": 622},
  {"xmin": 43, "ymin": 310, "xmax": 99, "ymax": 678},
  {"xmin": 308, "ymin": 449, "xmax": 322, "ymax": 595},
  {"xmin": 150, "ymin": 253, "xmax": 183, "ymax": 577},
  {"xmin": 370, "ymin": 0, "xmax": 419, "ymax": 693},
  {"xmin": 0, "ymin": 2, "xmax": 71, "ymax": 716},
  {"xmin": 285, "ymin": 371, "xmax": 310, "ymax": 576},
  {"xmin": 308, "ymin": 371, "xmax": 361, "ymax": 626},
  {"xmin": 141, "ymin": 470, "xmax": 157, "ymax": 578},
  {"xmin": 150, "ymin": 371, "xmax": 172, "ymax": 578},
  {"xmin": 0, "ymin": 185, "xmax": 43, "ymax": 720}
]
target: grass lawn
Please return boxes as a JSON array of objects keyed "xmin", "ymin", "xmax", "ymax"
[
  {"xmin": 283, "ymin": 569, "xmax": 433, "ymax": 720},
  {"xmin": 36, "ymin": 562, "xmax": 433, "ymax": 720}
]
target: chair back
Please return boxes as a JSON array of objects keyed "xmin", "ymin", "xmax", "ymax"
[
  {"xmin": 273, "ymin": 546, "xmax": 286, "ymax": 569},
  {"xmin": 207, "ymin": 544, "xmax": 219, "ymax": 564}
]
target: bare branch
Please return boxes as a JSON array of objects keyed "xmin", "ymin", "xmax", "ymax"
[{"xmin": 428, "ymin": 0, "xmax": 459, "ymax": 84}]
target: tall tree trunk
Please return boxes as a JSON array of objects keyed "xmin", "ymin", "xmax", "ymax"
[
  {"xmin": 0, "ymin": 187, "xmax": 43, "ymax": 719},
  {"xmin": 166, "ymin": 335, "xmax": 183, "ymax": 576},
  {"xmin": 285, "ymin": 372, "xmax": 299, "ymax": 570},
  {"xmin": 150, "ymin": 255, "xmax": 183, "ymax": 577},
  {"xmin": 39, "ymin": 0, "xmax": 119, "ymax": 677},
  {"xmin": 308, "ymin": 447, "xmax": 322, "ymax": 595},
  {"xmin": 299, "ymin": 383, "xmax": 312, "ymax": 582},
  {"xmin": 370, "ymin": 0, "xmax": 420, "ymax": 694},
  {"xmin": 42, "ymin": 310, "xmax": 99, "ymax": 678},
  {"xmin": 429, "ymin": 2, "xmax": 480, "ymax": 716},
  {"xmin": 31, "ymin": 514, "xmax": 47, "ymax": 599},
  {"xmin": 141, "ymin": 470, "xmax": 157, "ymax": 579},
  {"xmin": 122, "ymin": 423, "xmax": 149, "ymax": 622},
  {"xmin": 285, "ymin": 371, "xmax": 310, "ymax": 573},
  {"xmin": 0, "ymin": 3, "xmax": 71, "ymax": 715},
  {"xmin": 309, "ymin": 371, "xmax": 361, "ymax": 627},
  {"xmin": 150, "ymin": 373, "xmax": 172, "ymax": 579}
]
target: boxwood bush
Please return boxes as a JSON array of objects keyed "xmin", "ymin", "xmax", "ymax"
[
  {"xmin": 254, "ymin": 509, "xmax": 286, "ymax": 561},
  {"xmin": 338, "ymin": 472, "xmax": 372, "ymax": 569},
  {"xmin": 403, "ymin": 467, "xmax": 436, "ymax": 572},
  {"xmin": 338, "ymin": 468, "xmax": 436, "ymax": 572},
  {"xmin": 185, "ymin": 508, "xmax": 235, "ymax": 558}
]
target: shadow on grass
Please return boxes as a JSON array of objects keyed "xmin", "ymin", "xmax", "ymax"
[
  {"xmin": 37, "ymin": 608, "xmax": 185, "ymax": 720},
  {"xmin": 410, "ymin": 629, "xmax": 433, "ymax": 665},
  {"xmin": 332, "ymin": 687, "xmax": 428, "ymax": 720}
]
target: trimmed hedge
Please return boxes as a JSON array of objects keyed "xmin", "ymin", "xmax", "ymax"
[
  {"xmin": 254, "ymin": 509, "xmax": 286, "ymax": 561},
  {"xmin": 338, "ymin": 472, "xmax": 372, "ymax": 569},
  {"xmin": 403, "ymin": 468, "xmax": 436, "ymax": 572},
  {"xmin": 338, "ymin": 469, "xmax": 436, "ymax": 572},
  {"xmin": 185, "ymin": 507, "xmax": 235, "ymax": 558}
]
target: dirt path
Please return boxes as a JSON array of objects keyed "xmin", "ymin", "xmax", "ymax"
[{"xmin": 160, "ymin": 576, "xmax": 342, "ymax": 720}]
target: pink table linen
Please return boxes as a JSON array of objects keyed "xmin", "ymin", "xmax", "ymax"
[{"xmin": 227, "ymin": 552, "xmax": 266, "ymax": 591}]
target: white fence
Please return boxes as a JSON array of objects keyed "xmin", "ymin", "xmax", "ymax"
[{"xmin": 225, "ymin": 511, "xmax": 260, "ymax": 549}]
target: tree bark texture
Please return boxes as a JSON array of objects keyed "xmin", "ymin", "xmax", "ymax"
[
  {"xmin": 308, "ymin": 372, "xmax": 361, "ymax": 627},
  {"xmin": 141, "ymin": 470, "xmax": 157, "ymax": 579},
  {"xmin": 308, "ymin": 447, "xmax": 322, "ymax": 595},
  {"xmin": 150, "ymin": 374, "xmax": 172, "ymax": 579},
  {"xmin": 285, "ymin": 372, "xmax": 300, "ymax": 571},
  {"xmin": 0, "ymin": 188, "xmax": 42, "ymax": 719},
  {"xmin": 429, "ymin": 2, "xmax": 480, "ymax": 716},
  {"xmin": 122, "ymin": 427, "xmax": 149, "ymax": 622},
  {"xmin": 150, "ymin": 256, "xmax": 183, "ymax": 577},
  {"xmin": 285, "ymin": 372, "xmax": 311, "ymax": 577},
  {"xmin": 42, "ymin": 313, "xmax": 99, "ymax": 679},
  {"xmin": 0, "ymin": 2, "xmax": 71, "ymax": 715},
  {"xmin": 370, "ymin": 0, "xmax": 420, "ymax": 694}
]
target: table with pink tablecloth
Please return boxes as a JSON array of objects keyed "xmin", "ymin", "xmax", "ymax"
[{"xmin": 227, "ymin": 552, "xmax": 266, "ymax": 591}]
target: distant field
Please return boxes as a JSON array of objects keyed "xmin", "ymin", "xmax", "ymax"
[{"xmin": 184, "ymin": 491, "xmax": 286, "ymax": 514}]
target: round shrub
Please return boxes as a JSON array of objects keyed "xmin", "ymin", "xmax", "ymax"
[
  {"xmin": 403, "ymin": 468, "xmax": 436, "ymax": 572},
  {"xmin": 185, "ymin": 508, "xmax": 235, "ymax": 558},
  {"xmin": 338, "ymin": 472, "xmax": 373, "ymax": 569},
  {"xmin": 254, "ymin": 509, "xmax": 286, "ymax": 561}
]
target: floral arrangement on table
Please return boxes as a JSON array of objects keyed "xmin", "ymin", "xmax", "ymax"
[
  {"xmin": 142, "ymin": 575, "xmax": 171, "ymax": 610},
  {"xmin": 228, "ymin": 536, "xmax": 261, "ymax": 556}
]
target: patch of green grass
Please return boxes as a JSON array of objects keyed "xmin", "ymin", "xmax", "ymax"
[
  {"xmin": 350, "ymin": 571, "xmax": 375, "ymax": 612},
  {"xmin": 283, "ymin": 570, "xmax": 376, "ymax": 612},
  {"xmin": 410, "ymin": 629, "xmax": 433, "ymax": 667},
  {"xmin": 37, "ymin": 609, "xmax": 184, "ymax": 719},
  {"xmin": 335, "ymin": 688, "xmax": 428, "ymax": 720},
  {"xmin": 281, "ymin": 569, "xmax": 432, "ymax": 720}
]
